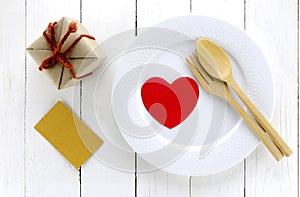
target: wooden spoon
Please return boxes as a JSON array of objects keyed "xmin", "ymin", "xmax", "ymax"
[{"xmin": 196, "ymin": 38, "xmax": 292, "ymax": 157}]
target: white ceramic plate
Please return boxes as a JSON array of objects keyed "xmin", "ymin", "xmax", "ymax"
[
  {"xmin": 77, "ymin": 16, "xmax": 274, "ymax": 176},
  {"xmin": 110, "ymin": 16, "xmax": 274, "ymax": 176}
]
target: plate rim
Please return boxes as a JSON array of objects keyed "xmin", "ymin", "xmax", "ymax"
[{"xmin": 110, "ymin": 15, "xmax": 275, "ymax": 176}]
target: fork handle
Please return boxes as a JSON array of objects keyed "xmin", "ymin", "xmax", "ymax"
[
  {"xmin": 228, "ymin": 79, "xmax": 292, "ymax": 156},
  {"xmin": 226, "ymin": 90, "xmax": 284, "ymax": 161}
]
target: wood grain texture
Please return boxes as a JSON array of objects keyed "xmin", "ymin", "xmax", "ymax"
[
  {"xmin": 196, "ymin": 37, "xmax": 291, "ymax": 157},
  {"xmin": 81, "ymin": 0, "xmax": 135, "ymax": 196},
  {"xmin": 137, "ymin": 169, "xmax": 190, "ymax": 197},
  {"xmin": 25, "ymin": 0, "xmax": 81, "ymax": 196},
  {"xmin": 137, "ymin": 0, "xmax": 191, "ymax": 196},
  {"xmin": 192, "ymin": 0, "xmax": 244, "ymax": 30},
  {"xmin": 245, "ymin": 0, "xmax": 298, "ymax": 196},
  {"xmin": 191, "ymin": 1, "xmax": 245, "ymax": 196},
  {"xmin": 0, "ymin": 0, "xmax": 25, "ymax": 196},
  {"xmin": 188, "ymin": 53, "xmax": 283, "ymax": 161},
  {"xmin": 0, "ymin": 0, "xmax": 298, "ymax": 196},
  {"xmin": 228, "ymin": 79, "xmax": 292, "ymax": 157},
  {"xmin": 137, "ymin": 0, "xmax": 190, "ymax": 28}
]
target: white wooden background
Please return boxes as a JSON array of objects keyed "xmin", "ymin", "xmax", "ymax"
[{"xmin": 0, "ymin": 0, "xmax": 298, "ymax": 196}]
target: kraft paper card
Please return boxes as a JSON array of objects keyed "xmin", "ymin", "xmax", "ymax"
[{"xmin": 34, "ymin": 101, "xmax": 103, "ymax": 169}]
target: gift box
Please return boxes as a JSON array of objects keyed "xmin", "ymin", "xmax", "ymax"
[{"xmin": 26, "ymin": 17, "xmax": 106, "ymax": 89}]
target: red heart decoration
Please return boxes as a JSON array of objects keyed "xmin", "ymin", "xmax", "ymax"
[{"xmin": 141, "ymin": 77, "xmax": 199, "ymax": 129}]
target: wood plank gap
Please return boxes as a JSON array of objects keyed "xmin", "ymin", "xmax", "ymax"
[
  {"xmin": 243, "ymin": 2, "xmax": 246, "ymax": 197},
  {"xmin": 79, "ymin": 166, "xmax": 82, "ymax": 197},
  {"xmin": 135, "ymin": 0, "xmax": 137, "ymax": 36},
  {"xmin": 80, "ymin": 0, "xmax": 82, "ymax": 22},
  {"xmin": 243, "ymin": 0, "xmax": 246, "ymax": 31},
  {"xmin": 189, "ymin": 0, "xmax": 192, "ymax": 194},
  {"xmin": 79, "ymin": 0, "xmax": 83, "ymax": 196},
  {"xmin": 135, "ymin": 152, "xmax": 137, "ymax": 197},
  {"xmin": 189, "ymin": 176, "xmax": 191, "ymax": 197},
  {"xmin": 297, "ymin": 1, "xmax": 299, "ymax": 197},
  {"xmin": 135, "ymin": 1, "xmax": 138, "ymax": 197},
  {"xmin": 243, "ymin": 160, "xmax": 246, "ymax": 197},
  {"xmin": 24, "ymin": 0, "xmax": 28, "ymax": 196}
]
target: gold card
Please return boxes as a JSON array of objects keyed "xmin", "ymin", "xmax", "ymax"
[{"xmin": 34, "ymin": 101, "xmax": 103, "ymax": 169}]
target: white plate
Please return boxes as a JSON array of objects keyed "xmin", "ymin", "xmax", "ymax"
[
  {"xmin": 111, "ymin": 16, "xmax": 274, "ymax": 176},
  {"xmin": 76, "ymin": 16, "xmax": 274, "ymax": 176}
]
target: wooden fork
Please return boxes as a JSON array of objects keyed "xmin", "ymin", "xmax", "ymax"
[{"xmin": 186, "ymin": 54, "xmax": 284, "ymax": 161}]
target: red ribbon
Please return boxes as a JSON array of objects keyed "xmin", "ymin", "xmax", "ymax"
[{"xmin": 39, "ymin": 21, "xmax": 95, "ymax": 79}]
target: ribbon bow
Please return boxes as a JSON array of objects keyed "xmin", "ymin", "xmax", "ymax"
[{"xmin": 39, "ymin": 21, "xmax": 95, "ymax": 79}]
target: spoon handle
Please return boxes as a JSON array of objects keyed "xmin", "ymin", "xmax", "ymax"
[
  {"xmin": 225, "ymin": 89, "xmax": 283, "ymax": 161},
  {"xmin": 228, "ymin": 79, "xmax": 293, "ymax": 156}
]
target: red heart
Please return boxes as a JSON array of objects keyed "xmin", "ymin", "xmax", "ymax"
[{"xmin": 141, "ymin": 77, "xmax": 199, "ymax": 129}]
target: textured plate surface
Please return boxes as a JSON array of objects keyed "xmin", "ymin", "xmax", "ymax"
[{"xmin": 111, "ymin": 16, "xmax": 274, "ymax": 176}]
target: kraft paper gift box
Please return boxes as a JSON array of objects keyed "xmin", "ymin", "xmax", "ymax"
[{"xmin": 26, "ymin": 17, "xmax": 106, "ymax": 89}]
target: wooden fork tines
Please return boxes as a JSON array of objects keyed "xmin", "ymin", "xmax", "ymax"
[{"xmin": 186, "ymin": 54, "xmax": 283, "ymax": 161}]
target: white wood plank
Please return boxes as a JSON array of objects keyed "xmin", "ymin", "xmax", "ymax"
[
  {"xmin": 0, "ymin": 0, "xmax": 25, "ymax": 196},
  {"xmin": 191, "ymin": 1, "xmax": 245, "ymax": 197},
  {"xmin": 192, "ymin": 0, "xmax": 244, "ymax": 30},
  {"xmin": 245, "ymin": 0, "xmax": 298, "ymax": 196},
  {"xmin": 137, "ymin": 167, "xmax": 190, "ymax": 197},
  {"xmin": 191, "ymin": 167, "xmax": 245, "ymax": 197},
  {"xmin": 137, "ymin": 0, "xmax": 191, "ymax": 196},
  {"xmin": 26, "ymin": 1, "xmax": 81, "ymax": 196},
  {"xmin": 138, "ymin": 0, "xmax": 190, "ymax": 28},
  {"xmin": 81, "ymin": 0, "xmax": 136, "ymax": 196}
]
